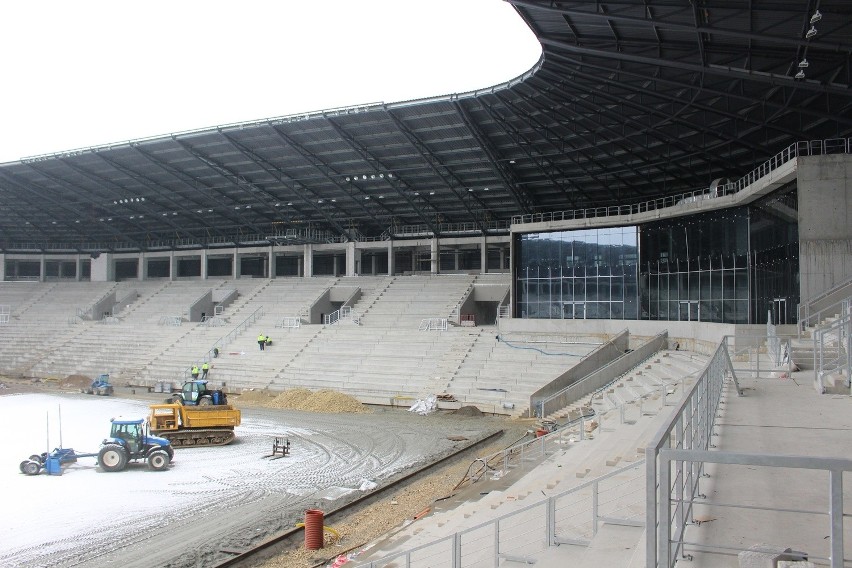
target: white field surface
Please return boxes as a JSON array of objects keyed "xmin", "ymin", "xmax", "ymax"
[{"xmin": 0, "ymin": 392, "xmax": 499, "ymax": 568}]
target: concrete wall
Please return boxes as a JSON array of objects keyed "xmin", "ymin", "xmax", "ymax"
[
  {"xmin": 498, "ymin": 318, "xmax": 734, "ymax": 356},
  {"xmin": 189, "ymin": 290, "xmax": 214, "ymax": 322},
  {"xmin": 90, "ymin": 254, "xmax": 114, "ymax": 282},
  {"xmin": 798, "ymin": 154, "xmax": 852, "ymax": 301}
]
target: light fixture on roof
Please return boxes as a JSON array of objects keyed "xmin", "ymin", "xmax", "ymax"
[
  {"xmin": 509, "ymin": 160, "xmax": 516, "ymax": 164},
  {"xmin": 805, "ymin": 26, "xmax": 817, "ymax": 39},
  {"xmin": 810, "ymin": 10, "xmax": 822, "ymax": 24},
  {"xmin": 484, "ymin": 187, "xmax": 490, "ymax": 191},
  {"xmin": 429, "ymin": 191, "xmax": 435, "ymax": 195},
  {"xmin": 362, "ymin": 175, "xmax": 367, "ymax": 180},
  {"xmin": 795, "ymin": 69, "xmax": 806, "ymax": 79},
  {"xmin": 364, "ymin": 196, "xmax": 370, "ymax": 200},
  {"xmin": 345, "ymin": 177, "xmax": 350, "ymax": 182},
  {"xmin": 798, "ymin": 58, "xmax": 809, "ymax": 68}
]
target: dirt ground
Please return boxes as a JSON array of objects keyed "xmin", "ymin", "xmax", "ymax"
[{"xmin": 1, "ymin": 375, "xmax": 532, "ymax": 568}]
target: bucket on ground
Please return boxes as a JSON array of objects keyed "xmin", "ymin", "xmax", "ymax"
[{"xmin": 305, "ymin": 509, "xmax": 324, "ymax": 550}]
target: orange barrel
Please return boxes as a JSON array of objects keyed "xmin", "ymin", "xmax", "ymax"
[{"xmin": 304, "ymin": 509, "xmax": 324, "ymax": 550}]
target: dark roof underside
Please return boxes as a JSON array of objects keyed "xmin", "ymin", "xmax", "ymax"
[{"xmin": 1, "ymin": 0, "xmax": 850, "ymax": 252}]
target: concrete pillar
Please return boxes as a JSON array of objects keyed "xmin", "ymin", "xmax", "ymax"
[
  {"xmin": 480, "ymin": 235, "xmax": 488, "ymax": 274},
  {"xmin": 39, "ymin": 255, "xmax": 46, "ymax": 282},
  {"xmin": 454, "ymin": 249, "xmax": 460, "ymax": 272},
  {"xmin": 333, "ymin": 255, "xmax": 339, "ymax": 277},
  {"xmin": 169, "ymin": 251, "xmax": 176, "ymax": 281},
  {"xmin": 387, "ymin": 241, "xmax": 395, "ymax": 276},
  {"xmin": 200, "ymin": 250, "xmax": 208, "ymax": 280},
  {"xmin": 411, "ymin": 248, "xmax": 417, "ymax": 273},
  {"xmin": 500, "ymin": 247, "xmax": 506, "ymax": 271},
  {"xmin": 75, "ymin": 256, "xmax": 82, "ymax": 281},
  {"xmin": 233, "ymin": 251, "xmax": 240, "ymax": 279},
  {"xmin": 139, "ymin": 252, "xmax": 148, "ymax": 281},
  {"xmin": 371, "ymin": 254, "xmax": 377, "ymax": 275},
  {"xmin": 303, "ymin": 244, "xmax": 314, "ymax": 278},
  {"xmin": 430, "ymin": 238, "xmax": 439, "ymax": 274},
  {"xmin": 91, "ymin": 253, "xmax": 115, "ymax": 282},
  {"xmin": 297, "ymin": 257, "xmax": 303, "ymax": 277},
  {"xmin": 345, "ymin": 242, "xmax": 361, "ymax": 277},
  {"xmin": 0, "ymin": 253, "xmax": 5, "ymax": 281},
  {"xmin": 269, "ymin": 245, "xmax": 276, "ymax": 279}
]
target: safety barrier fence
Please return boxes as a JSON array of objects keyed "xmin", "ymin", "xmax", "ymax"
[
  {"xmin": 354, "ymin": 459, "xmax": 645, "ymax": 568},
  {"xmin": 324, "ymin": 306, "xmax": 359, "ymax": 325},
  {"xmin": 0, "ymin": 304, "xmax": 9, "ymax": 325},
  {"xmin": 418, "ymin": 318, "xmax": 448, "ymax": 331},
  {"xmin": 512, "ymin": 137, "xmax": 852, "ymax": 227}
]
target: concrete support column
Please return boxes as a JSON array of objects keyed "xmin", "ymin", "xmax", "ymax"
[
  {"xmin": 169, "ymin": 251, "xmax": 176, "ymax": 281},
  {"xmin": 345, "ymin": 242, "xmax": 361, "ymax": 277},
  {"xmin": 201, "ymin": 250, "xmax": 208, "ymax": 280},
  {"xmin": 297, "ymin": 257, "xmax": 303, "ymax": 277},
  {"xmin": 39, "ymin": 255, "xmax": 46, "ymax": 282},
  {"xmin": 411, "ymin": 248, "xmax": 417, "ymax": 273},
  {"xmin": 91, "ymin": 253, "xmax": 114, "ymax": 282},
  {"xmin": 333, "ymin": 255, "xmax": 339, "ymax": 277},
  {"xmin": 499, "ymin": 248, "xmax": 506, "ymax": 271},
  {"xmin": 233, "ymin": 251, "xmax": 239, "ymax": 279},
  {"xmin": 303, "ymin": 244, "xmax": 314, "ymax": 278},
  {"xmin": 387, "ymin": 241, "xmax": 395, "ymax": 276},
  {"xmin": 480, "ymin": 235, "xmax": 488, "ymax": 274},
  {"xmin": 75, "ymin": 257, "xmax": 82, "ymax": 281},
  {"xmin": 139, "ymin": 252, "xmax": 148, "ymax": 281},
  {"xmin": 0, "ymin": 253, "xmax": 5, "ymax": 281},
  {"xmin": 269, "ymin": 245, "xmax": 276, "ymax": 279},
  {"xmin": 454, "ymin": 249, "xmax": 460, "ymax": 272},
  {"xmin": 371, "ymin": 254, "xmax": 377, "ymax": 275},
  {"xmin": 430, "ymin": 238, "xmax": 439, "ymax": 274}
]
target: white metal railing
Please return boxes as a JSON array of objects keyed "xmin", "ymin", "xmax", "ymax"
[
  {"xmin": 158, "ymin": 315, "xmax": 182, "ymax": 326},
  {"xmin": 0, "ymin": 305, "xmax": 9, "ymax": 325},
  {"xmin": 814, "ymin": 300, "xmax": 851, "ymax": 391},
  {"xmin": 645, "ymin": 335, "xmax": 845, "ymax": 567},
  {"xmin": 184, "ymin": 305, "xmax": 264, "ymax": 380},
  {"xmin": 798, "ymin": 276, "xmax": 852, "ymax": 336},
  {"xmin": 354, "ymin": 459, "xmax": 645, "ymax": 568},
  {"xmin": 202, "ymin": 315, "xmax": 226, "ymax": 327},
  {"xmin": 513, "ymin": 138, "xmax": 852, "ymax": 227},
  {"xmin": 418, "ymin": 318, "xmax": 448, "ymax": 331},
  {"xmin": 277, "ymin": 316, "xmax": 301, "ymax": 329}
]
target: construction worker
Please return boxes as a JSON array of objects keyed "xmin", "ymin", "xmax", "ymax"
[
  {"xmin": 257, "ymin": 333, "xmax": 266, "ymax": 351},
  {"xmin": 201, "ymin": 361, "xmax": 210, "ymax": 379},
  {"xmin": 191, "ymin": 364, "xmax": 200, "ymax": 379}
]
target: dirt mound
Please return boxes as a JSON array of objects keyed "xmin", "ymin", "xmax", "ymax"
[
  {"xmin": 61, "ymin": 374, "xmax": 92, "ymax": 389},
  {"xmin": 452, "ymin": 405, "xmax": 484, "ymax": 417},
  {"xmin": 241, "ymin": 387, "xmax": 370, "ymax": 413}
]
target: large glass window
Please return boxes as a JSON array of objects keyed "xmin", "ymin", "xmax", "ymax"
[
  {"xmin": 515, "ymin": 226, "xmax": 639, "ymax": 319},
  {"xmin": 515, "ymin": 188, "xmax": 799, "ymax": 324}
]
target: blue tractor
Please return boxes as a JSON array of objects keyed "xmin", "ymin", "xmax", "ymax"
[
  {"xmin": 81, "ymin": 374, "xmax": 114, "ymax": 396},
  {"xmin": 168, "ymin": 380, "xmax": 228, "ymax": 406},
  {"xmin": 19, "ymin": 417, "xmax": 173, "ymax": 475}
]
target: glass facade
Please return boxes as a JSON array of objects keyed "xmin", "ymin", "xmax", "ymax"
[{"xmin": 514, "ymin": 189, "xmax": 799, "ymax": 324}]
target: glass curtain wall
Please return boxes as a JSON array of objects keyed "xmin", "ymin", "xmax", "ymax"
[
  {"xmin": 515, "ymin": 227, "xmax": 639, "ymax": 319},
  {"xmin": 514, "ymin": 189, "xmax": 799, "ymax": 324}
]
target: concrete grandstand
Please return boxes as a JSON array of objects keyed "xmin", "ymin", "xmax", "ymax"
[{"xmin": 2, "ymin": 1, "xmax": 852, "ymax": 567}]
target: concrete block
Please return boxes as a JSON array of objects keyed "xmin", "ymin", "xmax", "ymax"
[
  {"xmin": 738, "ymin": 543, "xmax": 799, "ymax": 568},
  {"xmin": 777, "ymin": 563, "xmax": 814, "ymax": 568},
  {"xmin": 606, "ymin": 456, "xmax": 622, "ymax": 466}
]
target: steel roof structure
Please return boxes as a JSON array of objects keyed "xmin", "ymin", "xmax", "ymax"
[{"xmin": 1, "ymin": 0, "xmax": 850, "ymax": 253}]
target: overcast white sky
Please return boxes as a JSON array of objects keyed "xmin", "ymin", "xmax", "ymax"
[{"xmin": 0, "ymin": 0, "xmax": 541, "ymax": 163}]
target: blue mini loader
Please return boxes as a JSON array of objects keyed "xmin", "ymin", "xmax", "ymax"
[
  {"xmin": 19, "ymin": 417, "xmax": 173, "ymax": 475},
  {"xmin": 81, "ymin": 374, "xmax": 114, "ymax": 396}
]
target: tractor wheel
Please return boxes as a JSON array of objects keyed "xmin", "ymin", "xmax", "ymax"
[
  {"xmin": 29, "ymin": 454, "xmax": 43, "ymax": 464},
  {"xmin": 165, "ymin": 445, "xmax": 175, "ymax": 460},
  {"xmin": 198, "ymin": 396, "xmax": 213, "ymax": 406},
  {"xmin": 170, "ymin": 395, "xmax": 183, "ymax": 405},
  {"xmin": 147, "ymin": 449, "xmax": 170, "ymax": 471},
  {"xmin": 20, "ymin": 460, "xmax": 41, "ymax": 475},
  {"xmin": 98, "ymin": 444, "xmax": 128, "ymax": 472}
]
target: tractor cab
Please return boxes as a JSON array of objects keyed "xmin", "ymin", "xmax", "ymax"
[
  {"xmin": 182, "ymin": 380, "xmax": 209, "ymax": 404},
  {"xmin": 172, "ymin": 380, "xmax": 227, "ymax": 406},
  {"xmin": 109, "ymin": 419, "xmax": 145, "ymax": 454}
]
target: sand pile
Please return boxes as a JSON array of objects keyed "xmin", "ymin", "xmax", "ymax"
[
  {"xmin": 452, "ymin": 405, "xmax": 484, "ymax": 417},
  {"xmin": 60, "ymin": 374, "xmax": 92, "ymax": 389},
  {"xmin": 238, "ymin": 388, "xmax": 371, "ymax": 414}
]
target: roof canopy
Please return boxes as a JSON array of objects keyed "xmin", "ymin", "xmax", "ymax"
[{"xmin": 1, "ymin": 0, "xmax": 850, "ymax": 252}]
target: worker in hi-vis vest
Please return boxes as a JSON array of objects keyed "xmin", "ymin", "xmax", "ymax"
[{"xmin": 257, "ymin": 333, "xmax": 266, "ymax": 351}]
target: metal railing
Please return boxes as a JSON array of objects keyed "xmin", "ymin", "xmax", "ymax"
[
  {"xmin": 418, "ymin": 318, "xmax": 448, "ymax": 331},
  {"xmin": 158, "ymin": 315, "xmax": 182, "ymax": 327},
  {"xmin": 512, "ymin": 138, "xmax": 852, "ymax": 227},
  {"xmin": 183, "ymin": 305, "xmax": 263, "ymax": 380},
  {"xmin": 814, "ymin": 300, "xmax": 851, "ymax": 391},
  {"xmin": 354, "ymin": 459, "xmax": 645, "ymax": 568},
  {"xmin": 798, "ymin": 276, "xmax": 852, "ymax": 336},
  {"xmin": 276, "ymin": 316, "xmax": 301, "ymax": 329},
  {"xmin": 645, "ymin": 339, "xmax": 739, "ymax": 568}
]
